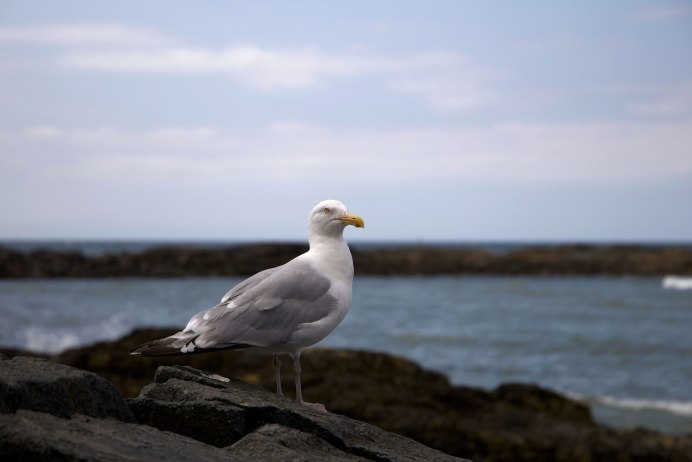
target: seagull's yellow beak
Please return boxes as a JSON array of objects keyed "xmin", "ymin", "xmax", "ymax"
[{"xmin": 339, "ymin": 213, "xmax": 365, "ymax": 229}]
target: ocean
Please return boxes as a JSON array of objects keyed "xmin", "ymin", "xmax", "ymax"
[{"xmin": 1, "ymin": 241, "xmax": 691, "ymax": 435}]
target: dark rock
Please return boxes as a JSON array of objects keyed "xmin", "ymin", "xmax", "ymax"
[
  {"xmin": 490, "ymin": 383, "xmax": 592, "ymax": 424},
  {"xmin": 0, "ymin": 247, "xmax": 30, "ymax": 277},
  {"xmin": 230, "ymin": 423, "xmax": 366, "ymax": 461},
  {"xmin": 130, "ymin": 365, "xmax": 467, "ymax": 461},
  {"xmin": 0, "ymin": 351, "xmax": 467, "ymax": 461},
  {"xmin": 127, "ymin": 376, "xmax": 246, "ymax": 447},
  {"xmin": 0, "ymin": 356, "xmax": 134, "ymax": 422},
  {"xmin": 2, "ymin": 243, "xmax": 692, "ymax": 277},
  {"xmin": 0, "ymin": 410, "xmax": 242, "ymax": 462},
  {"xmin": 3, "ymin": 331, "xmax": 692, "ymax": 462},
  {"xmin": 0, "ymin": 243, "xmax": 309, "ymax": 278},
  {"xmin": 351, "ymin": 244, "xmax": 692, "ymax": 276}
]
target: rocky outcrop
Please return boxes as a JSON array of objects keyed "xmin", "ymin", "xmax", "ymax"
[
  {"xmin": 2, "ymin": 243, "xmax": 691, "ymax": 277},
  {"xmin": 0, "ymin": 355, "xmax": 466, "ymax": 461},
  {"xmin": 130, "ymin": 365, "xmax": 466, "ymax": 461},
  {"xmin": 0, "ymin": 356, "xmax": 134, "ymax": 421},
  {"xmin": 3, "ymin": 329, "xmax": 692, "ymax": 461},
  {"xmin": 0, "ymin": 244, "xmax": 308, "ymax": 278},
  {"xmin": 354, "ymin": 244, "xmax": 692, "ymax": 276},
  {"xmin": 0, "ymin": 410, "xmax": 242, "ymax": 462}
]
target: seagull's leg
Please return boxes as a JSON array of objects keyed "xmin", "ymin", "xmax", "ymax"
[
  {"xmin": 292, "ymin": 353, "xmax": 304, "ymax": 403},
  {"xmin": 291, "ymin": 351, "xmax": 327, "ymax": 413},
  {"xmin": 273, "ymin": 354, "xmax": 283, "ymax": 397}
]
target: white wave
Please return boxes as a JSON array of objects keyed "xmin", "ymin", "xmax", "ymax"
[
  {"xmin": 662, "ymin": 275, "xmax": 692, "ymax": 290},
  {"xmin": 23, "ymin": 311, "xmax": 134, "ymax": 354},
  {"xmin": 568, "ymin": 391, "xmax": 692, "ymax": 417},
  {"xmin": 24, "ymin": 328, "xmax": 81, "ymax": 354}
]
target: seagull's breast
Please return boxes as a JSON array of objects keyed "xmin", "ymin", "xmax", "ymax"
[
  {"xmin": 306, "ymin": 239, "xmax": 354, "ymax": 283},
  {"xmin": 287, "ymin": 242, "xmax": 354, "ymax": 348}
]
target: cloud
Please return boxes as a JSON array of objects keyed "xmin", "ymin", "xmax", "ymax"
[
  {"xmin": 58, "ymin": 43, "xmax": 504, "ymax": 109},
  {"xmin": 0, "ymin": 23, "xmax": 175, "ymax": 46},
  {"xmin": 22, "ymin": 125, "xmax": 63, "ymax": 139},
  {"xmin": 1, "ymin": 22, "xmax": 507, "ymax": 110},
  {"xmin": 59, "ymin": 46, "xmax": 346, "ymax": 89},
  {"xmin": 19, "ymin": 125, "xmax": 220, "ymax": 145},
  {"xmin": 3, "ymin": 120, "xmax": 690, "ymax": 239},
  {"xmin": 5, "ymin": 120, "xmax": 692, "ymax": 185}
]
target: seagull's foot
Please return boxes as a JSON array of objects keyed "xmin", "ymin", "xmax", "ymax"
[
  {"xmin": 200, "ymin": 372, "xmax": 230, "ymax": 383},
  {"xmin": 300, "ymin": 401, "xmax": 328, "ymax": 413}
]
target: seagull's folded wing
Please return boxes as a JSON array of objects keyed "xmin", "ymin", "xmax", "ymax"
[{"xmin": 184, "ymin": 259, "xmax": 336, "ymax": 350}]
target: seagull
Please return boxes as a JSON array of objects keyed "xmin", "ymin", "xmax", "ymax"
[{"xmin": 129, "ymin": 199, "xmax": 364, "ymax": 412}]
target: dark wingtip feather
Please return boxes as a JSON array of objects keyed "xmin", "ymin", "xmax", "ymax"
[
  {"xmin": 129, "ymin": 337, "xmax": 184, "ymax": 357},
  {"xmin": 129, "ymin": 334, "xmax": 252, "ymax": 357}
]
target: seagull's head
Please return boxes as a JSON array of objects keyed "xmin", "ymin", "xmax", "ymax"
[{"xmin": 308, "ymin": 199, "xmax": 364, "ymax": 239}]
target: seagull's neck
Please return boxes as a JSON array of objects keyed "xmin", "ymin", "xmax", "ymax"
[
  {"xmin": 306, "ymin": 233, "xmax": 353, "ymax": 281},
  {"xmin": 308, "ymin": 232, "xmax": 348, "ymax": 253}
]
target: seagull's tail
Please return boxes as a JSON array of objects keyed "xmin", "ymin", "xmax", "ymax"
[
  {"xmin": 129, "ymin": 331, "xmax": 251, "ymax": 357},
  {"xmin": 129, "ymin": 331, "xmax": 197, "ymax": 357}
]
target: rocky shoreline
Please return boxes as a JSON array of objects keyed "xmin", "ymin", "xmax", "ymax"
[
  {"xmin": 2, "ymin": 328, "xmax": 692, "ymax": 462},
  {"xmin": 2, "ymin": 243, "xmax": 692, "ymax": 277}
]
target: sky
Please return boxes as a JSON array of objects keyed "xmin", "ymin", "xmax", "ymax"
[{"xmin": 1, "ymin": 1, "xmax": 691, "ymax": 242}]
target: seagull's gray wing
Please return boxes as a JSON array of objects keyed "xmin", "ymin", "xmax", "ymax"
[
  {"xmin": 182, "ymin": 259, "xmax": 335, "ymax": 351},
  {"xmin": 220, "ymin": 267, "xmax": 279, "ymax": 304}
]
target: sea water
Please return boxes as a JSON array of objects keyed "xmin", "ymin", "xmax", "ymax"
[{"xmin": 0, "ymin": 275, "xmax": 691, "ymax": 434}]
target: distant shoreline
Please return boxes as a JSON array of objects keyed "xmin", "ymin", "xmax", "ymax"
[
  {"xmin": 2, "ymin": 239, "xmax": 692, "ymax": 254},
  {"xmin": 2, "ymin": 242, "xmax": 692, "ymax": 277}
]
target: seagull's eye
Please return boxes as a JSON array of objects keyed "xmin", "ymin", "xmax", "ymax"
[{"xmin": 323, "ymin": 207, "xmax": 331, "ymax": 214}]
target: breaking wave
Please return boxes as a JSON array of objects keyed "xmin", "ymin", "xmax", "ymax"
[
  {"xmin": 23, "ymin": 311, "xmax": 134, "ymax": 354},
  {"xmin": 569, "ymin": 392, "xmax": 692, "ymax": 417},
  {"xmin": 662, "ymin": 276, "xmax": 692, "ymax": 290}
]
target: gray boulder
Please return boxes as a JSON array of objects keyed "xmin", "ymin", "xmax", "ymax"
[{"xmin": 0, "ymin": 356, "xmax": 134, "ymax": 422}]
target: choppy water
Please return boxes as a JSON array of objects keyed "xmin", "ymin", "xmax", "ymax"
[{"xmin": 1, "ymin": 275, "xmax": 691, "ymax": 434}]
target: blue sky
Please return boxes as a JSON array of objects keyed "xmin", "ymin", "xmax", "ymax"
[{"xmin": 1, "ymin": 1, "xmax": 691, "ymax": 242}]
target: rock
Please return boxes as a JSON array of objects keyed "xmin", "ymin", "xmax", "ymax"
[
  {"xmin": 0, "ymin": 244, "xmax": 309, "ymax": 278},
  {"xmin": 352, "ymin": 244, "xmax": 692, "ymax": 276},
  {"xmin": 127, "ymin": 372, "xmax": 247, "ymax": 447},
  {"xmin": 490, "ymin": 383, "xmax": 592, "ymax": 424},
  {"xmin": 3, "ymin": 332, "xmax": 692, "ymax": 462},
  {"xmin": 0, "ymin": 356, "xmax": 134, "ymax": 422},
  {"xmin": 0, "ymin": 410, "xmax": 242, "ymax": 462},
  {"xmin": 2, "ymin": 243, "xmax": 692, "ymax": 277},
  {"xmin": 0, "ymin": 353, "xmax": 468, "ymax": 461},
  {"xmin": 230, "ymin": 423, "xmax": 366, "ymax": 461},
  {"xmin": 129, "ymin": 365, "xmax": 467, "ymax": 461}
]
